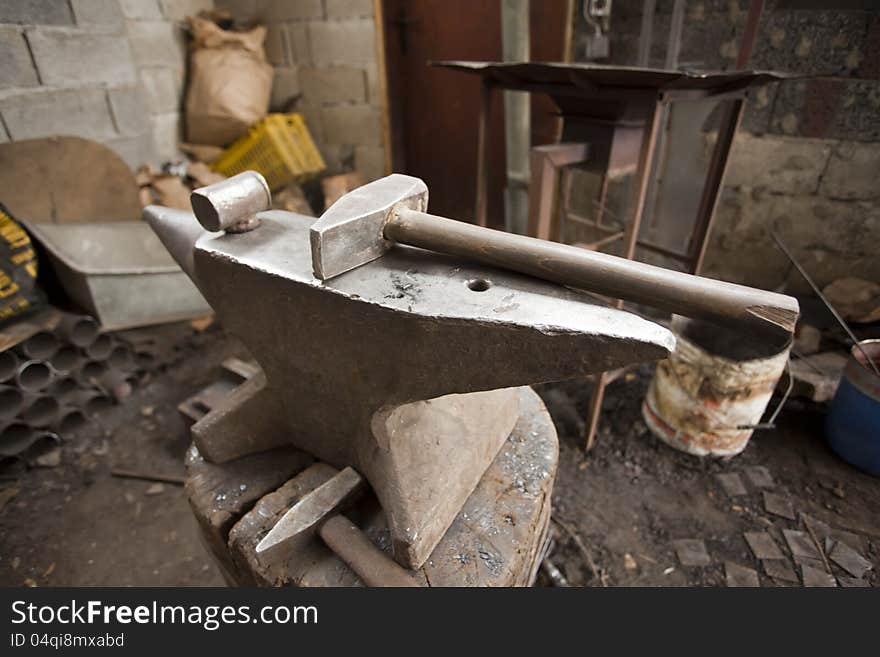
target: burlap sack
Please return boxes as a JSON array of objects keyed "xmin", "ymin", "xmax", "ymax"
[{"xmin": 185, "ymin": 16, "xmax": 273, "ymax": 146}]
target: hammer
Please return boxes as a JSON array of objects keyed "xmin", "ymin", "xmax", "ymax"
[
  {"xmin": 256, "ymin": 466, "xmax": 420, "ymax": 587},
  {"xmin": 310, "ymin": 174, "xmax": 799, "ymax": 337}
]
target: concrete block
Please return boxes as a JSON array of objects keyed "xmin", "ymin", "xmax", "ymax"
[
  {"xmin": 109, "ymin": 86, "xmax": 152, "ymax": 136},
  {"xmin": 213, "ymin": 0, "xmax": 266, "ymax": 24},
  {"xmin": 140, "ymin": 67, "xmax": 181, "ymax": 113},
  {"xmin": 151, "ymin": 111, "xmax": 181, "ymax": 162},
  {"xmin": 265, "ymin": 24, "xmax": 289, "ymax": 66},
  {"xmin": 715, "ymin": 132, "xmax": 832, "ymax": 196},
  {"xmin": 321, "ymin": 103, "xmax": 381, "ymax": 146},
  {"xmin": 326, "ymin": 0, "xmax": 373, "ymax": 19},
  {"xmin": 127, "ymin": 20, "xmax": 185, "ymax": 68},
  {"xmin": 702, "ymin": 189, "xmax": 880, "ymax": 292},
  {"xmin": 820, "ymin": 141, "xmax": 880, "ymax": 201},
  {"xmin": 0, "ymin": 88, "xmax": 117, "ymax": 141},
  {"xmin": 321, "ymin": 143, "xmax": 355, "ymax": 173},
  {"xmin": 365, "ymin": 65, "xmax": 382, "ymax": 106},
  {"xmin": 70, "ymin": 0, "xmax": 126, "ymax": 31},
  {"xmin": 103, "ymin": 132, "xmax": 156, "ymax": 169},
  {"xmin": 0, "ymin": 27, "xmax": 40, "ymax": 88},
  {"xmin": 269, "ymin": 68, "xmax": 300, "ymax": 112},
  {"xmin": 120, "ymin": 0, "xmax": 162, "ymax": 20},
  {"xmin": 299, "ymin": 67, "xmax": 366, "ymax": 105},
  {"xmin": 309, "ymin": 19, "xmax": 376, "ymax": 66},
  {"xmin": 354, "ymin": 144, "xmax": 384, "ymax": 181},
  {"xmin": 160, "ymin": 0, "xmax": 214, "ymax": 22},
  {"xmin": 266, "ymin": 0, "xmax": 323, "ymax": 21},
  {"xmin": 286, "ymin": 22, "xmax": 311, "ymax": 64},
  {"xmin": 0, "ymin": 1, "xmax": 73, "ymax": 25},
  {"xmin": 298, "ymin": 102, "xmax": 324, "ymax": 144},
  {"xmin": 27, "ymin": 28, "xmax": 137, "ymax": 86}
]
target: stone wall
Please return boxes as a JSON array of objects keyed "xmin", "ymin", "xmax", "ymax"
[
  {"xmin": 215, "ymin": 0, "xmax": 386, "ymax": 181},
  {"xmin": 574, "ymin": 1, "xmax": 880, "ymax": 292},
  {"xmin": 0, "ymin": 0, "xmax": 213, "ymax": 169}
]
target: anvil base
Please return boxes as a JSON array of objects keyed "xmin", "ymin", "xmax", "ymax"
[{"xmin": 185, "ymin": 386, "xmax": 558, "ymax": 587}]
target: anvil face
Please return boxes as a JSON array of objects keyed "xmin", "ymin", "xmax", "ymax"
[{"xmin": 147, "ymin": 206, "xmax": 674, "ymax": 567}]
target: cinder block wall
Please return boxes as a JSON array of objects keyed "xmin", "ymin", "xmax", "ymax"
[
  {"xmin": 575, "ymin": 0, "xmax": 880, "ymax": 292},
  {"xmin": 0, "ymin": 0, "xmax": 213, "ymax": 169},
  {"xmin": 215, "ymin": 0, "xmax": 386, "ymax": 181}
]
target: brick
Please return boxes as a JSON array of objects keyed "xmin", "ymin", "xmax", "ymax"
[
  {"xmin": 0, "ymin": 27, "xmax": 39, "ymax": 88},
  {"xmin": 0, "ymin": 1, "xmax": 73, "ymax": 25},
  {"xmin": 0, "ymin": 88, "xmax": 117, "ymax": 141},
  {"xmin": 103, "ymin": 132, "xmax": 156, "ymax": 169},
  {"xmin": 70, "ymin": 0, "xmax": 125, "ymax": 31},
  {"xmin": 820, "ymin": 142, "xmax": 880, "ymax": 201},
  {"xmin": 269, "ymin": 68, "xmax": 300, "ymax": 112},
  {"xmin": 159, "ymin": 0, "xmax": 214, "ymax": 22},
  {"xmin": 151, "ymin": 111, "xmax": 181, "ymax": 162},
  {"xmin": 309, "ymin": 20, "xmax": 376, "ymax": 66},
  {"xmin": 265, "ymin": 24, "xmax": 289, "ymax": 66},
  {"xmin": 109, "ymin": 86, "xmax": 151, "ymax": 136},
  {"xmin": 300, "ymin": 67, "xmax": 366, "ymax": 105},
  {"xmin": 286, "ymin": 22, "xmax": 311, "ymax": 64},
  {"xmin": 27, "ymin": 28, "xmax": 136, "ymax": 86},
  {"xmin": 266, "ymin": 0, "xmax": 323, "ymax": 21},
  {"xmin": 326, "ymin": 0, "xmax": 373, "ymax": 19},
  {"xmin": 140, "ymin": 67, "xmax": 181, "ymax": 113},
  {"xmin": 127, "ymin": 20, "xmax": 184, "ymax": 68},
  {"xmin": 120, "ymin": 0, "xmax": 162, "ymax": 20},
  {"xmin": 716, "ymin": 132, "xmax": 832, "ymax": 196},
  {"xmin": 355, "ymin": 144, "xmax": 384, "ymax": 181},
  {"xmin": 321, "ymin": 104, "xmax": 381, "ymax": 146}
]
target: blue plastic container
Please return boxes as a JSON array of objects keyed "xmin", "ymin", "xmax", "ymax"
[{"xmin": 826, "ymin": 339, "xmax": 880, "ymax": 476}]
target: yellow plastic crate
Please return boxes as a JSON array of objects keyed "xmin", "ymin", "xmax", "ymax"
[{"xmin": 212, "ymin": 113, "xmax": 325, "ymax": 190}]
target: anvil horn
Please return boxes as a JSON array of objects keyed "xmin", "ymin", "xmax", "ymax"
[{"xmin": 144, "ymin": 205, "xmax": 215, "ymax": 284}]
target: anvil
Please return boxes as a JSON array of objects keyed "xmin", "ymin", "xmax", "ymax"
[{"xmin": 145, "ymin": 185, "xmax": 674, "ymax": 568}]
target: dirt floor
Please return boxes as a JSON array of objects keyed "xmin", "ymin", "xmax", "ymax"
[{"xmin": 0, "ymin": 322, "xmax": 877, "ymax": 587}]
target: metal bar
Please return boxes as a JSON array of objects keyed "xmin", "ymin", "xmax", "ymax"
[
  {"xmin": 526, "ymin": 143, "xmax": 589, "ymax": 240},
  {"xmin": 772, "ymin": 231, "xmax": 880, "ymax": 377},
  {"xmin": 688, "ymin": 98, "xmax": 745, "ymax": 273},
  {"xmin": 689, "ymin": 0, "xmax": 764, "ymax": 274},
  {"xmin": 389, "ymin": 208, "xmax": 799, "ymax": 337},
  {"xmin": 474, "ymin": 78, "xmax": 493, "ymax": 227},
  {"xmin": 636, "ymin": 0, "xmax": 656, "ymax": 67}
]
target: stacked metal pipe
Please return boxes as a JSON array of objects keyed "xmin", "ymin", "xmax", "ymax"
[{"xmin": 0, "ymin": 313, "xmax": 137, "ymax": 458}]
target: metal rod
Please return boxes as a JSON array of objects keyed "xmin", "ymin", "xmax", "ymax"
[
  {"xmin": 771, "ymin": 231, "xmax": 879, "ymax": 377},
  {"xmin": 387, "ymin": 208, "xmax": 799, "ymax": 337},
  {"xmin": 56, "ymin": 314, "xmax": 100, "ymax": 348}
]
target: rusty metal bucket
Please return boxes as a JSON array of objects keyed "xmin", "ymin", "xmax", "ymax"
[{"xmin": 642, "ymin": 316, "xmax": 791, "ymax": 457}]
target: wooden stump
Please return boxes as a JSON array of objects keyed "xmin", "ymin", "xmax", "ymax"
[{"xmin": 186, "ymin": 387, "xmax": 558, "ymax": 587}]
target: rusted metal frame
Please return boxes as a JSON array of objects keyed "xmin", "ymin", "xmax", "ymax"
[
  {"xmin": 474, "ymin": 77, "xmax": 494, "ymax": 227},
  {"xmin": 526, "ymin": 143, "xmax": 589, "ymax": 240},
  {"xmin": 688, "ymin": 0, "xmax": 764, "ymax": 274},
  {"xmin": 574, "ymin": 233, "xmax": 622, "ymax": 251},
  {"xmin": 584, "ymin": 100, "xmax": 664, "ymax": 450},
  {"xmin": 687, "ymin": 96, "xmax": 745, "ymax": 274}
]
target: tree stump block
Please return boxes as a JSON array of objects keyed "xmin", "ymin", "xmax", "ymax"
[{"xmin": 186, "ymin": 387, "xmax": 558, "ymax": 586}]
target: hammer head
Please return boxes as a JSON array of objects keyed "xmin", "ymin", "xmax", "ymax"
[
  {"xmin": 256, "ymin": 467, "xmax": 364, "ymax": 553},
  {"xmin": 310, "ymin": 174, "xmax": 428, "ymax": 280}
]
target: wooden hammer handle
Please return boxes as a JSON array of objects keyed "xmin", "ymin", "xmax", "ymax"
[
  {"xmin": 319, "ymin": 515, "xmax": 420, "ymax": 587},
  {"xmin": 387, "ymin": 208, "xmax": 798, "ymax": 337}
]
